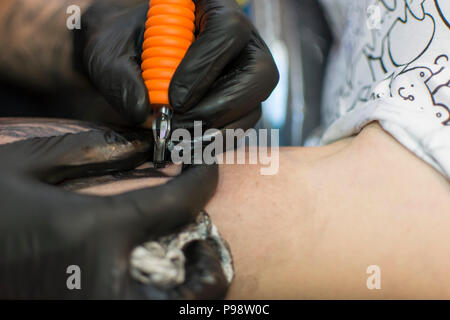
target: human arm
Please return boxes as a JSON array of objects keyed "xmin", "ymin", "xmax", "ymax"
[
  {"xmin": 0, "ymin": 118, "xmax": 227, "ymax": 299},
  {"xmin": 11, "ymin": 118, "xmax": 450, "ymax": 299},
  {"xmin": 206, "ymin": 123, "xmax": 450, "ymax": 299},
  {"xmin": 40, "ymin": 121, "xmax": 450, "ymax": 299}
]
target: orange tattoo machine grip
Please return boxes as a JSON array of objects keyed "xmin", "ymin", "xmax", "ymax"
[{"xmin": 141, "ymin": 0, "xmax": 196, "ymax": 167}]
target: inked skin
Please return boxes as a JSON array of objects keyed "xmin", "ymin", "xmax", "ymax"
[
  {"xmin": 0, "ymin": 0, "xmax": 90, "ymax": 87},
  {"xmin": 0, "ymin": 118, "xmax": 96, "ymax": 143},
  {"xmin": 0, "ymin": 0, "xmax": 142, "ymax": 88},
  {"xmin": 0, "ymin": 118, "xmax": 171, "ymax": 191},
  {"xmin": 1, "ymin": 119, "xmax": 449, "ymax": 299}
]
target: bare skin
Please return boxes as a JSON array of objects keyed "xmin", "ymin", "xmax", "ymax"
[
  {"xmin": 1, "ymin": 119, "xmax": 449, "ymax": 299},
  {"xmin": 206, "ymin": 122, "xmax": 450, "ymax": 299}
]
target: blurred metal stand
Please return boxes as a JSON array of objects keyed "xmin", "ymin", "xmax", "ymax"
[{"xmin": 250, "ymin": 0, "xmax": 332, "ymax": 146}]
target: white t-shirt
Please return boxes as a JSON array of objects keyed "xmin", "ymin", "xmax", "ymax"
[{"xmin": 319, "ymin": 0, "xmax": 450, "ymax": 178}]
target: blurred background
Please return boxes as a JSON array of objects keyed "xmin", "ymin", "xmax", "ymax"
[
  {"xmin": 0, "ymin": 0, "xmax": 332, "ymax": 146},
  {"xmin": 240, "ymin": 0, "xmax": 332, "ymax": 146}
]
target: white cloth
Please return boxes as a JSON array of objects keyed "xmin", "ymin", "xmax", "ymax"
[{"xmin": 319, "ymin": 0, "xmax": 450, "ymax": 178}]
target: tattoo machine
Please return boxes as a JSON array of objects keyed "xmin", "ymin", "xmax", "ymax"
[{"xmin": 141, "ymin": 0, "xmax": 196, "ymax": 168}]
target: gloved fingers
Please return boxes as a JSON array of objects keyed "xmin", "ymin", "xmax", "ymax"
[
  {"xmin": 105, "ymin": 163, "xmax": 218, "ymax": 240},
  {"xmin": 172, "ymin": 36, "xmax": 278, "ymax": 130},
  {"xmin": 126, "ymin": 240, "xmax": 229, "ymax": 300},
  {"xmin": 82, "ymin": 3, "xmax": 150, "ymax": 125},
  {"xmin": 175, "ymin": 240, "xmax": 229, "ymax": 299},
  {"xmin": 222, "ymin": 106, "xmax": 262, "ymax": 132},
  {"xmin": 169, "ymin": 0, "xmax": 252, "ymax": 112},
  {"xmin": 108, "ymin": 56, "xmax": 150, "ymax": 125},
  {"xmin": 0, "ymin": 129, "xmax": 152, "ymax": 184},
  {"xmin": 87, "ymin": 54, "xmax": 150, "ymax": 125},
  {"xmin": 38, "ymin": 163, "xmax": 217, "ymax": 261}
]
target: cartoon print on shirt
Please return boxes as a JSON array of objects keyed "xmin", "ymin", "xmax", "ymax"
[
  {"xmin": 337, "ymin": 0, "xmax": 449, "ymax": 126},
  {"xmin": 435, "ymin": 0, "xmax": 450, "ymax": 28},
  {"xmin": 318, "ymin": 0, "xmax": 449, "ymax": 177},
  {"xmin": 426, "ymin": 54, "xmax": 450, "ymax": 124},
  {"xmin": 389, "ymin": 63, "xmax": 450, "ymax": 124},
  {"xmin": 372, "ymin": 55, "xmax": 450, "ymax": 125},
  {"xmin": 341, "ymin": 0, "xmax": 434, "ymax": 110},
  {"xmin": 359, "ymin": 0, "xmax": 433, "ymax": 80}
]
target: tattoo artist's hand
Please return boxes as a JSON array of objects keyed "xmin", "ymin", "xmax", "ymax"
[
  {"xmin": 0, "ymin": 127, "xmax": 227, "ymax": 299},
  {"xmin": 75, "ymin": 0, "xmax": 279, "ymax": 130}
]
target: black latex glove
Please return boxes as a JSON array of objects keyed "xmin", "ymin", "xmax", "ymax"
[
  {"xmin": 0, "ymin": 126, "xmax": 227, "ymax": 299},
  {"xmin": 75, "ymin": 0, "xmax": 279, "ymax": 131}
]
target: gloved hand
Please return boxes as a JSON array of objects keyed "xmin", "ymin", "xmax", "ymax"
[
  {"xmin": 0, "ymin": 124, "xmax": 227, "ymax": 299},
  {"xmin": 75, "ymin": 0, "xmax": 279, "ymax": 130}
]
